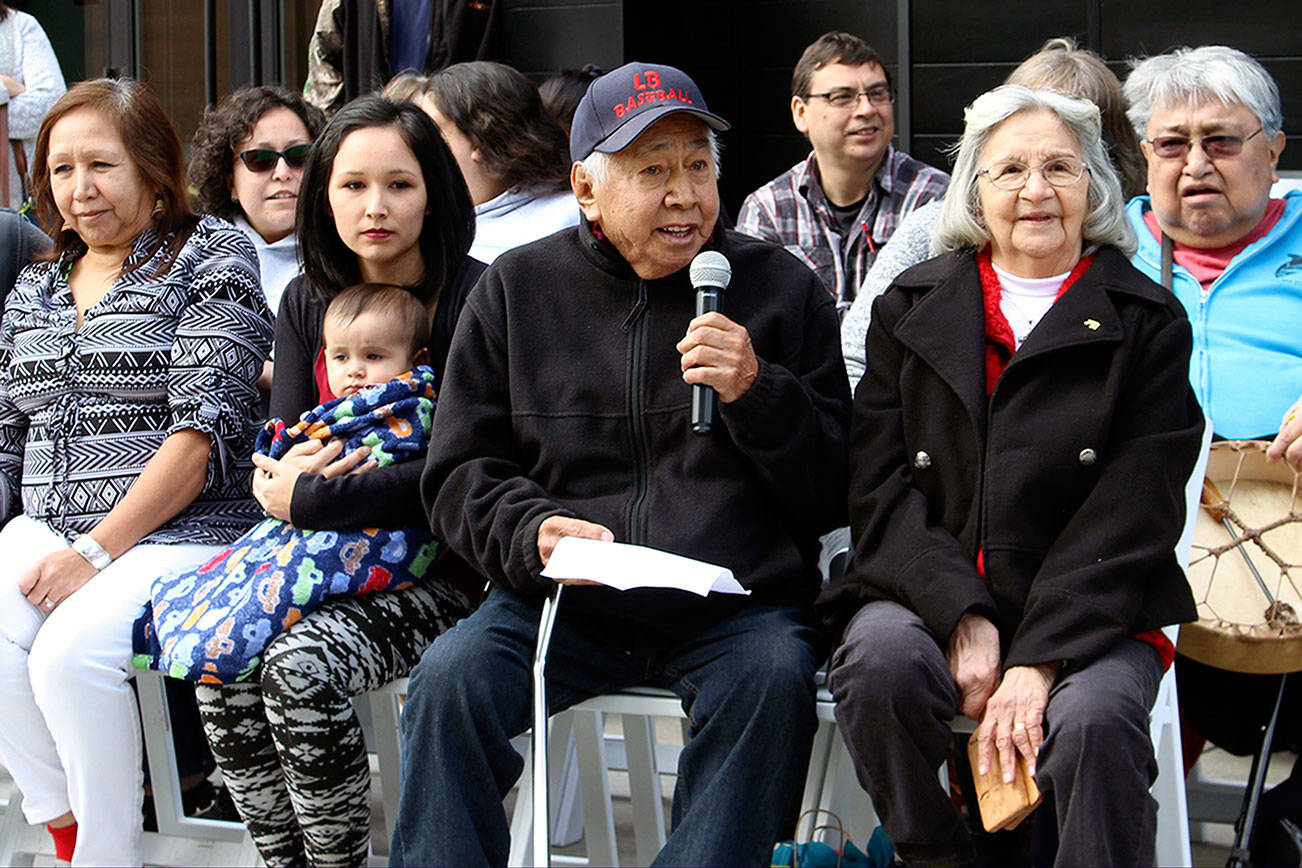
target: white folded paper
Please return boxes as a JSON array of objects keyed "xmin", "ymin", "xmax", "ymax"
[{"xmin": 541, "ymin": 537, "xmax": 751, "ymax": 596}]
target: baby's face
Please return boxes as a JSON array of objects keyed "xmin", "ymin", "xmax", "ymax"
[{"xmin": 323, "ymin": 310, "xmax": 418, "ymax": 397}]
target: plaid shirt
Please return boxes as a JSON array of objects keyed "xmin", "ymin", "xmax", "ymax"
[{"xmin": 738, "ymin": 146, "xmax": 949, "ymax": 317}]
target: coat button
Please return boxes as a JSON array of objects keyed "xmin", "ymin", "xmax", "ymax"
[
  {"xmin": 1078, "ymin": 448, "xmax": 1097, "ymax": 466},
  {"xmin": 913, "ymin": 450, "xmax": 931, "ymax": 470}
]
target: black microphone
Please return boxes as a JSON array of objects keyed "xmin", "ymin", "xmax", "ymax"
[{"xmin": 689, "ymin": 251, "xmax": 732, "ymax": 435}]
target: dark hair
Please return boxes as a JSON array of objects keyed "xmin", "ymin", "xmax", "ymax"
[
  {"xmin": 792, "ymin": 32, "xmax": 890, "ymax": 98},
  {"xmin": 423, "ymin": 62, "xmax": 571, "ymax": 190},
  {"xmin": 297, "ymin": 95, "xmax": 474, "ymax": 306},
  {"xmin": 1007, "ymin": 37, "xmax": 1147, "ymax": 200},
  {"xmin": 0, "ymin": 3, "xmax": 10, "ymax": 22},
  {"xmin": 188, "ymin": 85, "xmax": 326, "ymax": 222},
  {"xmin": 32, "ymin": 78, "xmax": 196, "ymax": 272},
  {"xmin": 325, "ymin": 282, "xmax": 433, "ymax": 356},
  {"xmin": 539, "ymin": 65, "xmax": 604, "ymax": 134}
]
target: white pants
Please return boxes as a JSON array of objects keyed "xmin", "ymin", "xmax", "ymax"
[{"xmin": 0, "ymin": 515, "xmax": 221, "ymax": 866}]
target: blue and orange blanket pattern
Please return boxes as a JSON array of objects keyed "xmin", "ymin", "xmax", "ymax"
[{"xmin": 132, "ymin": 367, "xmax": 440, "ymax": 684}]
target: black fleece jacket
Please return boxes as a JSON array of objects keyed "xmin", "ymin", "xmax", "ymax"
[{"xmin": 423, "ymin": 221, "xmax": 851, "ymax": 638}]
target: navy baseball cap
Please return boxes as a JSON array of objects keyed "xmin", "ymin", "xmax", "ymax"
[{"xmin": 569, "ymin": 62, "xmax": 730, "ymax": 163}]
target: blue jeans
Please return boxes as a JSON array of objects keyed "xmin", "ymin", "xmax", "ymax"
[{"xmin": 389, "ymin": 585, "xmax": 822, "ymax": 867}]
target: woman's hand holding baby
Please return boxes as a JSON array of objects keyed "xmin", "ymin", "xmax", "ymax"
[{"xmin": 252, "ymin": 441, "xmax": 375, "ymax": 520}]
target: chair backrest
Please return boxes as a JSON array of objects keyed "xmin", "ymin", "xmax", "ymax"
[{"xmin": 0, "ymin": 207, "xmax": 28, "ymax": 301}]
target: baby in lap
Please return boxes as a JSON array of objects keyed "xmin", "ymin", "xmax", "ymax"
[{"xmin": 134, "ymin": 284, "xmax": 442, "ymax": 683}]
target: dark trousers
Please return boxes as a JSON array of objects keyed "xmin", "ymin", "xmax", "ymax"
[
  {"xmin": 388, "ymin": 585, "xmax": 822, "ymax": 867},
  {"xmin": 828, "ymin": 601, "xmax": 1163, "ymax": 867}
]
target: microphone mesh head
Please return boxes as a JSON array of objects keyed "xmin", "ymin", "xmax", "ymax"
[{"xmin": 690, "ymin": 251, "xmax": 732, "ymax": 289}]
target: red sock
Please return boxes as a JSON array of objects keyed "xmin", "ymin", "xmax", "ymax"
[{"xmin": 47, "ymin": 822, "xmax": 77, "ymax": 862}]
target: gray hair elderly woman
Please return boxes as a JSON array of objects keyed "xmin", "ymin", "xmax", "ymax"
[
  {"xmin": 816, "ymin": 85, "xmax": 1204, "ymax": 865},
  {"xmin": 840, "ymin": 36, "xmax": 1148, "ymax": 389}
]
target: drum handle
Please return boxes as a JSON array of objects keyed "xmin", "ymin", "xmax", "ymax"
[{"xmin": 1202, "ymin": 478, "xmax": 1276, "ymax": 605}]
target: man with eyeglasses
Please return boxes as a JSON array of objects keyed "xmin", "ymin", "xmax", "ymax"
[
  {"xmin": 737, "ymin": 31, "xmax": 948, "ymax": 319},
  {"xmin": 1124, "ymin": 44, "xmax": 1302, "ymax": 864},
  {"xmin": 1124, "ymin": 45, "xmax": 1296, "ymax": 443}
]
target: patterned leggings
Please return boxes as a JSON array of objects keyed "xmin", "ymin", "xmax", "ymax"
[{"xmin": 195, "ymin": 579, "xmax": 470, "ymax": 867}]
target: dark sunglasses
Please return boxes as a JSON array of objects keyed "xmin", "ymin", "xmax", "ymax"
[
  {"xmin": 1145, "ymin": 127, "xmax": 1263, "ymax": 160},
  {"xmin": 237, "ymin": 143, "xmax": 312, "ymax": 173}
]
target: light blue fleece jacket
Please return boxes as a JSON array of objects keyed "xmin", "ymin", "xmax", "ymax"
[
  {"xmin": 1127, "ymin": 191, "xmax": 1302, "ymax": 439},
  {"xmin": 469, "ymin": 185, "xmax": 579, "ymax": 265}
]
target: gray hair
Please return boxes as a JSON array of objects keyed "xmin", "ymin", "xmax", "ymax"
[
  {"xmin": 1123, "ymin": 45, "xmax": 1283, "ymax": 139},
  {"xmin": 578, "ymin": 126, "xmax": 722, "ymax": 185},
  {"xmin": 935, "ymin": 85, "xmax": 1136, "ymax": 258}
]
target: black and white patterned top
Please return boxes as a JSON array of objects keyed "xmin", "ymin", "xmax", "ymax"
[{"xmin": 0, "ymin": 215, "xmax": 274, "ymax": 545}]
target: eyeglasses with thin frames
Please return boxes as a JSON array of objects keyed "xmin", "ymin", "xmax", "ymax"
[
  {"xmin": 800, "ymin": 87, "xmax": 894, "ymax": 109},
  {"xmin": 238, "ymin": 144, "xmax": 312, "ymax": 173},
  {"xmin": 975, "ymin": 157, "xmax": 1089, "ymax": 191},
  {"xmin": 1143, "ymin": 127, "xmax": 1263, "ymax": 160}
]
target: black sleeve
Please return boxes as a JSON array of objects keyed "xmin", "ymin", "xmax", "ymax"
[
  {"xmin": 823, "ymin": 290, "xmax": 997, "ymax": 645},
  {"xmin": 422, "ymin": 274, "xmax": 573, "ymax": 594},
  {"xmin": 716, "ymin": 280, "xmax": 852, "ymax": 536},
  {"xmin": 21, "ymin": 219, "xmax": 51, "ymax": 260},
  {"xmin": 428, "ymin": 256, "xmax": 485, "ymax": 388},
  {"xmin": 268, "ymin": 276, "xmax": 323, "ymax": 424},
  {"xmin": 289, "ymin": 460, "xmax": 425, "ymax": 530}
]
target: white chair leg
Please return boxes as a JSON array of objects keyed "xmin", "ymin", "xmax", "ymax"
[
  {"xmin": 799, "ymin": 719, "xmax": 835, "ymax": 819},
  {"xmin": 548, "ymin": 713, "xmax": 584, "ymax": 848},
  {"xmin": 367, "ymin": 687, "xmax": 404, "ymax": 858},
  {"xmin": 572, "ymin": 709, "xmax": 618, "ymax": 867},
  {"xmin": 135, "ymin": 672, "xmax": 252, "ymax": 847},
  {"xmin": 818, "ymin": 734, "xmax": 877, "ymax": 845},
  {"xmin": 508, "ymin": 736, "xmax": 534, "ymax": 868},
  {"xmin": 508, "ymin": 712, "xmax": 581, "ymax": 868},
  {"xmin": 1150, "ymin": 668, "xmax": 1193, "ymax": 867},
  {"xmin": 622, "ymin": 713, "xmax": 666, "ymax": 864},
  {"xmin": 0, "ymin": 787, "xmax": 40, "ymax": 868}
]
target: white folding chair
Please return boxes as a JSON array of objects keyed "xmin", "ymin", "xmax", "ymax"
[{"xmin": 0, "ymin": 671, "xmax": 260, "ymax": 867}]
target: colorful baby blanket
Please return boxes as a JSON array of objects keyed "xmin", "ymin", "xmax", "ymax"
[{"xmin": 132, "ymin": 367, "xmax": 440, "ymax": 683}]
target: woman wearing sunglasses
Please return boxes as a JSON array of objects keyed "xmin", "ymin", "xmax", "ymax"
[
  {"xmin": 818, "ymin": 86, "xmax": 1204, "ymax": 865},
  {"xmin": 190, "ymin": 87, "xmax": 326, "ymax": 322}
]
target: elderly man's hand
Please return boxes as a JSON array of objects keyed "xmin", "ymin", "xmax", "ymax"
[
  {"xmin": 947, "ymin": 612, "xmax": 1001, "ymax": 721},
  {"xmin": 975, "ymin": 663, "xmax": 1058, "ymax": 783},
  {"xmin": 1267, "ymin": 396, "xmax": 1302, "ymax": 471},
  {"xmin": 677, "ymin": 312, "xmax": 759, "ymax": 404},
  {"xmin": 538, "ymin": 515, "xmax": 614, "ymax": 586}
]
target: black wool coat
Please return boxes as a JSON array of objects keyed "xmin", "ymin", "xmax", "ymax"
[{"xmin": 816, "ymin": 246, "xmax": 1203, "ymax": 670}]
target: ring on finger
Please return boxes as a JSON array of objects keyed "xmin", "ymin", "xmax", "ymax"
[
  {"xmin": 1013, "ymin": 722, "xmax": 1027, "ymax": 731},
  {"xmin": 42, "ymin": 597, "xmax": 54, "ymax": 610}
]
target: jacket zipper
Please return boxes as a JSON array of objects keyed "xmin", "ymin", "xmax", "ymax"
[{"xmin": 625, "ymin": 279, "xmax": 651, "ymax": 545}]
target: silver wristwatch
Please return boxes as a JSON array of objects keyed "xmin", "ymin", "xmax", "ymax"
[{"xmin": 71, "ymin": 533, "xmax": 113, "ymax": 571}]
